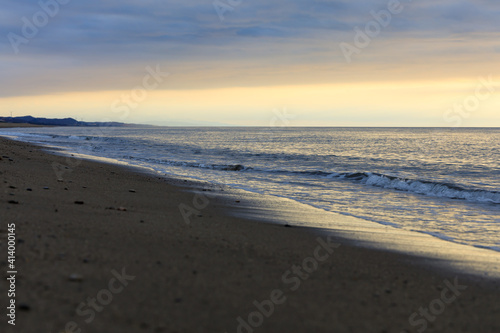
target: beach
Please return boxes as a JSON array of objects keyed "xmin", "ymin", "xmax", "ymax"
[{"xmin": 1, "ymin": 134, "xmax": 500, "ymax": 333}]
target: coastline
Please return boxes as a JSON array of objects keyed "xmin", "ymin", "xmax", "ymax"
[
  {"xmin": 1, "ymin": 136, "xmax": 500, "ymax": 332},
  {"xmin": 0, "ymin": 123, "xmax": 48, "ymax": 128}
]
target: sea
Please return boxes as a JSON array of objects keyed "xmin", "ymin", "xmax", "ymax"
[{"xmin": 1, "ymin": 126, "xmax": 499, "ymax": 251}]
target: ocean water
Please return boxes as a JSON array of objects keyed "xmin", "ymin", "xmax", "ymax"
[{"xmin": 1, "ymin": 126, "xmax": 499, "ymax": 251}]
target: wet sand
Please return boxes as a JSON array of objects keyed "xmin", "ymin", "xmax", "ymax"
[{"xmin": 1, "ymin": 135, "xmax": 499, "ymax": 333}]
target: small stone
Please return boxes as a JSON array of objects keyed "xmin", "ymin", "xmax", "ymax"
[
  {"xmin": 9, "ymin": 185, "xmax": 16, "ymax": 189},
  {"xmin": 8, "ymin": 200, "xmax": 19, "ymax": 204},
  {"xmin": 74, "ymin": 201, "xmax": 84, "ymax": 205},
  {"xmin": 117, "ymin": 207, "xmax": 127, "ymax": 211},
  {"xmin": 284, "ymin": 224, "xmax": 292, "ymax": 228},
  {"xmin": 235, "ymin": 200, "xmax": 240, "ymax": 203},
  {"xmin": 140, "ymin": 220, "xmax": 145, "ymax": 223},
  {"xmin": 57, "ymin": 179, "xmax": 64, "ymax": 182},
  {"xmin": 68, "ymin": 274, "xmax": 83, "ymax": 282},
  {"xmin": 43, "ymin": 187, "xmax": 49, "ymax": 190},
  {"xmin": 129, "ymin": 189, "xmax": 136, "ymax": 193},
  {"xmin": 18, "ymin": 303, "xmax": 30, "ymax": 311},
  {"xmin": 26, "ymin": 188, "xmax": 32, "ymax": 191}
]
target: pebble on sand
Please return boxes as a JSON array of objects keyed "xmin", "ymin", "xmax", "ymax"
[
  {"xmin": 129, "ymin": 189, "xmax": 136, "ymax": 193},
  {"xmin": 74, "ymin": 201, "xmax": 84, "ymax": 205},
  {"xmin": 68, "ymin": 274, "xmax": 83, "ymax": 282},
  {"xmin": 18, "ymin": 303, "xmax": 31, "ymax": 311}
]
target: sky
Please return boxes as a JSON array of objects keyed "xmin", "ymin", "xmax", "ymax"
[{"xmin": 1, "ymin": 0, "xmax": 499, "ymax": 126}]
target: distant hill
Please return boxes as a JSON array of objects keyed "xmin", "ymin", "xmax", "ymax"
[{"xmin": 0, "ymin": 116, "xmax": 129, "ymax": 127}]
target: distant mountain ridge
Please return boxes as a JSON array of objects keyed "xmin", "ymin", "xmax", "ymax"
[{"xmin": 0, "ymin": 116, "xmax": 129, "ymax": 127}]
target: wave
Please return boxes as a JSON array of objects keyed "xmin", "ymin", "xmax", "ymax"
[
  {"xmin": 302, "ymin": 171, "xmax": 499, "ymax": 204},
  {"xmin": 124, "ymin": 156, "xmax": 252, "ymax": 172},
  {"xmin": 120, "ymin": 155, "xmax": 500, "ymax": 205},
  {"xmin": 278, "ymin": 170, "xmax": 499, "ymax": 204},
  {"xmin": 344, "ymin": 172, "xmax": 499, "ymax": 204}
]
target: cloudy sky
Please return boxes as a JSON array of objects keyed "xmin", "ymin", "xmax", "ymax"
[{"xmin": 1, "ymin": 0, "xmax": 499, "ymax": 126}]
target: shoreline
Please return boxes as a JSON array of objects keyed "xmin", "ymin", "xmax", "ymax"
[
  {"xmin": 1, "ymin": 136, "xmax": 500, "ymax": 332},
  {"xmin": 1, "ymin": 125, "xmax": 499, "ymax": 255},
  {"xmin": 4, "ymin": 126, "xmax": 499, "ymax": 278}
]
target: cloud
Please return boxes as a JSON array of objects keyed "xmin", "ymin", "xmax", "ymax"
[{"xmin": 1, "ymin": 0, "xmax": 499, "ymax": 97}]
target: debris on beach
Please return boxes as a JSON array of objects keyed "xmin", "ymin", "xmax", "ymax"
[
  {"xmin": 18, "ymin": 303, "xmax": 31, "ymax": 311},
  {"xmin": 106, "ymin": 206, "xmax": 128, "ymax": 211},
  {"xmin": 68, "ymin": 274, "xmax": 83, "ymax": 282}
]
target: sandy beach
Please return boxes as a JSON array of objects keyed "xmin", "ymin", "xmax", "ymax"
[{"xmin": 1, "ymin": 133, "xmax": 499, "ymax": 333}]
